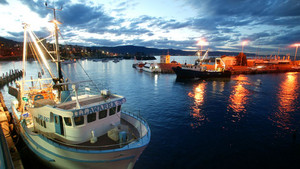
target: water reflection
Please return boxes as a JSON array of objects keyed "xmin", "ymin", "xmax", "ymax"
[
  {"xmin": 188, "ymin": 82, "xmax": 207, "ymax": 128},
  {"xmin": 270, "ymin": 72, "xmax": 299, "ymax": 130},
  {"xmin": 212, "ymin": 80, "xmax": 225, "ymax": 93},
  {"xmin": 227, "ymin": 75, "xmax": 250, "ymax": 122},
  {"xmin": 154, "ymin": 74, "xmax": 158, "ymax": 87}
]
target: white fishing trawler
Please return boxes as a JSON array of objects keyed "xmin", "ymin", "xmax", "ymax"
[
  {"xmin": 142, "ymin": 63, "xmax": 161, "ymax": 73},
  {"xmin": 9, "ymin": 7, "xmax": 150, "ymax": 169}
]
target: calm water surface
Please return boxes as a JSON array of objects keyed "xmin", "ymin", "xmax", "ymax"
[{"xmin": 1, "ymin": 57, "xmax": 300, "ymax": 169}]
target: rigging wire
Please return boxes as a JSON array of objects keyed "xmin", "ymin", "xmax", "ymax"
[
  {"xmin": 57, "ymin": 26, "xmax": 104, "ymax": 92},
  {"xmin": 76, "ymin": 61, "xmax": 101, "ymax": 93}
]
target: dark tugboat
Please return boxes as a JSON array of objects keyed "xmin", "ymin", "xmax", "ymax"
[{"xmin": 172, "ymin": 50, "xmax": 231, "ymax": 79}]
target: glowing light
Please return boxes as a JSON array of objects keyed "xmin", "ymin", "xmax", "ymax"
[
  {"xmin": 292, "ymin": 43, "xmax": 300, "ymax": 61},
  {"xmin": 197, "ymin": 39, "xmax": 209, "ymax": 46},
  {"xmin": 241, "ymin": 40, "xmax": 248, "ymax": 46},
  {"xmin": 292, "ymin": 43, "xmax": 300, "ymax": 47},
  {"xmin": 196, "ymin": 39, "xmax": 209, "ymax": 57},
  {"xmin": 46, "ymin": 23, "xmax": 55, "ymax": 32}
]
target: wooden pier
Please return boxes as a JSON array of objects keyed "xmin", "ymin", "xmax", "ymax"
[
  {"xmin": 0, "ymin": 91, "xmax": 24, "ymax": 169},
  {"xmin": 0, "ymin": 69, "xmax": 22, "ymax": 87}
]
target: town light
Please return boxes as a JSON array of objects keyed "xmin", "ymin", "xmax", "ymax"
[{"xmin": 293, "ymin": 43, "xmax": 300, "ymax": 61}]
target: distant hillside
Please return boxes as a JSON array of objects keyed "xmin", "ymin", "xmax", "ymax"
[
  {"xmin": 0, "ymin": 36, "xmax": 255, "ymax": 58},
  {"xmin": 91, "ymin": 45, "xmax": 191, "ymax": 56},
  {"xmin": 0, "ymin": 37, "xmax": 21, "ymax": 45},
  {"xmin": 91, "ymin": 45, "xmax": 252, "ymax": 56}
]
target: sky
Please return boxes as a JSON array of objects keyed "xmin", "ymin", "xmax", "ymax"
[{"xmin": 0, "ymin": 0, "xmax": 300, "ymax": 55}]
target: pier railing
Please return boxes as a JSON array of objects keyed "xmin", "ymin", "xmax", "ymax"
[{"xmin": 0, "ymin": 69, "xmax": 22, "ymax": 87}]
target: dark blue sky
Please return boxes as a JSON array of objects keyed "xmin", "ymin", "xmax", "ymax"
[{"xmin": 1, "ymin": 0, "xmax": 300, "ymax": 55}]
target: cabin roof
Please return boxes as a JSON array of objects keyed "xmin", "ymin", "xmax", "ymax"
[{"xmin": 57, "ymin": 94, "xmax": 121, "ymax": 110}]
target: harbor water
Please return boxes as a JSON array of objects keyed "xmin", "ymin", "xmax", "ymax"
[{"xmin": 1, "ymin": 57, "xmax": 300, "ymax": 169}]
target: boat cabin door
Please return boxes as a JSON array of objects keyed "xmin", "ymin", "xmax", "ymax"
[{"xmin": 54, "ymin": 114, "xmax": 64, "ymax": 136}]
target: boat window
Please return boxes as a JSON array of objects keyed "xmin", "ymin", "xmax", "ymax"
[
  {"xmin": 109, "ymin": 107, "xmax": 116, "ymax": 116},
  {"xmin": 99, "ymin": 110, "xmax": 107, "ymax": 119},
  {"xmin": 117, "ymin": 105, "xmax": 121, "ymax": 112},
  {"xmin": 64, "ymin": 117, "xmax": 72, "ymax": 126},
  {"xmin": 50, "ymin": 112, "xmax": 54, "ymax": 122},
  {"xmin": 55, "ymin": 116, "xmax": 58, "ymax": 124},
  {"xmin": 87, "ymin": 113, "xmax": 96, "ymax": 123},
  {"xmin": 74, "ymin": 116, "xmax": 84, "ymax": 126}
]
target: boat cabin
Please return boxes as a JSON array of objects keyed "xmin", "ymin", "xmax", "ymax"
[{"xmin": 29, "ymin": 91, "xmax": 126, "ymax": 144}]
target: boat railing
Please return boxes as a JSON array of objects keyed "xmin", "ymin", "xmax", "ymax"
[
  {"xmin": 20, "ymin": 78, "xmax": 53, "ymax": 94},
  {"xmin": 37, "ymin": 111, "xmax": 150, "ymax": 151},
  {"xmin": 64, "ymin": 86, "xmax": 100, "ymax": 98},
  {"xmin": 122, "ymin": 110, "xmax": 151, "ymax": 143}
]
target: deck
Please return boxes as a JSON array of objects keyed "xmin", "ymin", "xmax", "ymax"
[{"xmin": 52, "ymin": 119, "xmax": 140, "ymax": 150}]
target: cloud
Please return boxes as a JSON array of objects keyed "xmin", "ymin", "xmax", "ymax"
[
  {"xmin": 59, "ymin": 4, "xmax": 113, "ymax": 28},
  {"xmin": 4, "ymin": 0, "xmax": 298, "ymax": 55},
  {"xmin": 19, "ymin": 0, "xmax": 50, "ymax": 17},
  {"xmin": 269, "ymin": 29, "xmax": 300, "ymax": 46},
  {"xmin": 0, "ymin": 0, "xmax": 8, "ymax": 5}
]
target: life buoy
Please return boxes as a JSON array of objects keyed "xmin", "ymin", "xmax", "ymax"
[{"xmin": 34, "ymin": 94, "xmax": 44, "ymax": 101}]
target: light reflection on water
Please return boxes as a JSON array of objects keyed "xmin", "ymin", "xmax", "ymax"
[
  {"xmin": 227, "ymin": 75, "xmax": 250, "ymax": 122},
  {"xmin": 270, "ymin": 72, "xmax": 299, "ymax": 131},
  {"xmin": 188, "ymin": 82, "xmax": 207, "ymax": 128}
]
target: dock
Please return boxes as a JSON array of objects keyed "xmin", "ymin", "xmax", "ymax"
[
  {"xmin": 0, "ymin": 91, "xmax": 24, "ymax": 169},
  {"xmin": 159, "ymin": 63, "xmax": 182, "ymax": 73},
  {"xmin": 229, "ymin": 64, "xmax": 300, "ymax": 75},
  {"xmin": 0, "ymin": 69, "xmax": 22, "ymax": 87}
]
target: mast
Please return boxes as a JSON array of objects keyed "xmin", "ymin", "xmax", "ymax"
[
  {"xmin": 47, "ymin": 6, "xmax": 63, "ymax": 81},
  {"xmin": 53, "ymin": 9, "xmax": 63, "ymax": 81},
  {"xmin": 46, "ymin": 4, "xmax": 66, "ymax": 99}
]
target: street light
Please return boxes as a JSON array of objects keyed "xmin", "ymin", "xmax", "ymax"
[
  {"xmin": 241, "ymin": 40, "xmax": 248, "ymax": 54},
  {"xmin": 197, "ymin": 39, "xmax": 208, "ymax": 57},
  {"xmin": 240, "ymin": 40, "xmax": 248, "ymax": 66},
  {"xmin": 293, "ymin": 43, "xmax": 300, "ymax": 61}
]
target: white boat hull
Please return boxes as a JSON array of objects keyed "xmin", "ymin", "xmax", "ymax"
[{"xmin": 12, "ymin": 106, "xmax": 150, "ymax": 169}]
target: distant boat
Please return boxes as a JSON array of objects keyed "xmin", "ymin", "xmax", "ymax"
[
  {"xmin": 9, "ymin": 7, "xmax": 150, "ymax": 169},
  {"xmin": 143, "ymin": 63, "xmax": 161, "ymax": 73},
  {"xmin": 132, "ymin": 62, "xmax": 146, "ymax": 70},
  {"xmin": 102, "ymin": 58, "xmax": 109, "ymax": 62},
  {"xmin": 113, "ymin": 58, "xmax": 119, "ymax": 63},
  {"xmin": 172, "ymin": 50, "xmax": 231, "ymax": 79},
  {"xmin": 62, "ymin": 59, "xmax": 76, "ymax": 64},
  {"xmin": 92, "ymin": 59, "xmax": 101, "ymax": 62}
]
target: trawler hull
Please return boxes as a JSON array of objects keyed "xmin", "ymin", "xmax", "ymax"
[
  {"xmin": 172, "ymin": 66, "xmax": 231, "ymax": 79},
  {"xmin": 12, "ymin": 104, "xmax": 150, "ymax": 169}
]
